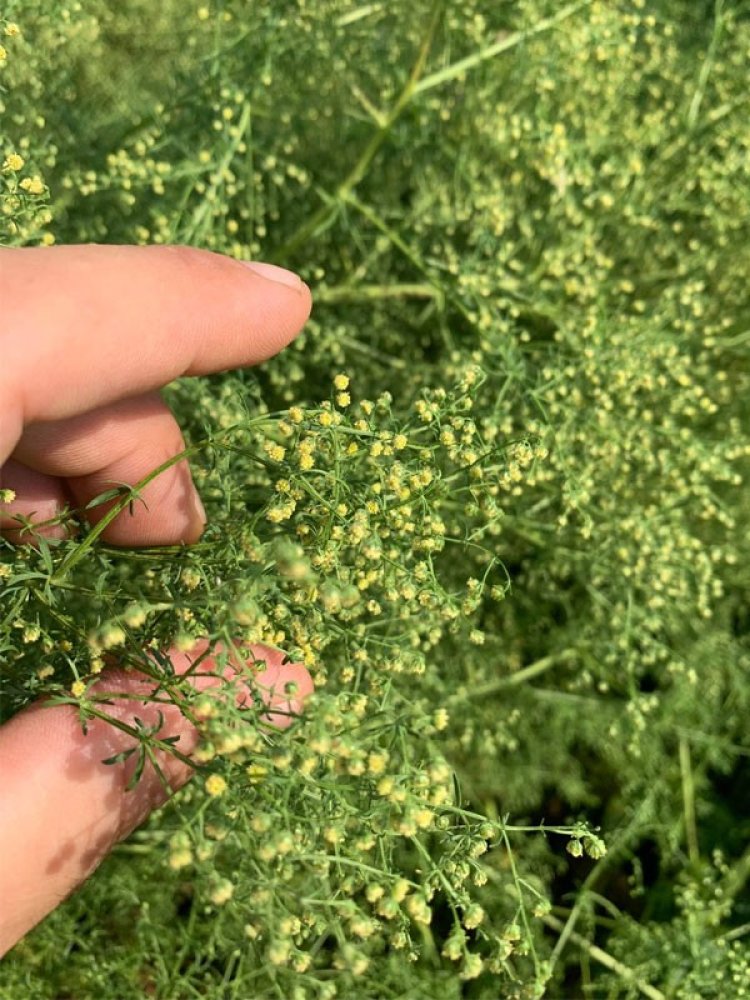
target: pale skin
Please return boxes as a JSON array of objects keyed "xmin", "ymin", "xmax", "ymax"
[{"xmin": 0, "ymin": 244, "xmax": 315, "ymax": 956}]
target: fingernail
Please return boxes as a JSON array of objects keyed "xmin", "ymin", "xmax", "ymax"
[{"xmin": 242, "ymin": 260, "xmax": 303, "ymax": 291}]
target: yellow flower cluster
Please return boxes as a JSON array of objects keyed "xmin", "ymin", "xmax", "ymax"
[
  {"xmin": 2, "ymin": 153, "xmax": 23, "ymax": 171},
  {"xmin": 205, "ymin": 774, "xmax": 228, "ymax": 797}
]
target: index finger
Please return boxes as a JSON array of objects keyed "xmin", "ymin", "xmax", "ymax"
[{"xmin": 0, "ymin": 244, "xmax": 312, "ymax": 463}]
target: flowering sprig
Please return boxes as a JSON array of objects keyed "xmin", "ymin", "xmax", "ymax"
[{"xmin": 2, "ymin": 1, "xmax": 750, "ymax": 997}]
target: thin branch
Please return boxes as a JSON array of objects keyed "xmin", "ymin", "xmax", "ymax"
[
  {"xmin": 316, "ymin": 282, "xmax": 440, "ymax": 304},
  {"xmin": 413, "ymin": 1, "xmax": 592, "ymax": 95},
  {"xmin": 449, "ymin": 649, "xmax": 578, "ymax": 703},
  {"xmin": 542, "ymin": 913, "xmax": 666, "ymax": 1000},
  {"xmin": 686, "ymin": 0, "xmax": 725, "ymax": 129},
  {"xmin": 679, "ymin": 736, "xmax": 700, "ymax": 865},
  {"xmin": 277, "ymin": 1, "xmax": 444, "ymax": 256}
]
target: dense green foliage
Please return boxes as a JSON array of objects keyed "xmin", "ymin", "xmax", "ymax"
[{"xmin": 2, "ymin": 1, "xmax": 750, "ymax": 996}]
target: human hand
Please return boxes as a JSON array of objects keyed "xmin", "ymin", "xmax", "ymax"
[{"xmin": 0, "ymin": 244, "xmax": 315, "ymax": 956}]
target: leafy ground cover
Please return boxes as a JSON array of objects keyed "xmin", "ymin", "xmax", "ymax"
[{"xmin": 1, "ymin": 1, "xmax": 749, "ymax": 996}]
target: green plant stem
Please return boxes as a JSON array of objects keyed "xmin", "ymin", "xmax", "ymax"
[
  {"xmin": 181, "ymin": 101, "xmax": 252, "ymax": 243},
  {"xmin": 281, "ymin": 1, "xmax": 593, "ymax": 260},
  {"xmin": 413, "ymin": 0, "xmax": 593, "ymax": 96},
  {"xmin": 542, "ymin": 913, "xmax": 666, "ymax": 1000},
  {"xmin": 723, "ymin": 841, "xmax": 750, "ymax": 905},
  {"xmin": 499, "ymin": 822, "xmax": 541, "ymax": 976},
  {"xmin": 316, "ymin": 283, "xmax": 439, "ymax": 304},
  {"xmin": 41, "ymin": 698, "xmax": 199, "ymax": 775},
  {"xmin": 50, "ymin": 465, "xmax": 180, "ymax": 583},
  {"xmin": 686, "ymin": 0, "xmax": 725, "ymax": 129},
  {"xmin": 547, "ymin": 794, "xmax": 657, "ymax": 975},
  {"xmin": 49, "ymin": 418, "xmax": 267, "ymax": 583},
  {"xmin": 337, "ymin": 333, "xmax": 408, "ymax": 369},
  {"xmin": 449, "ymin": 649, "xmax": 577, "ymax": 703},
  {"xmin": 679, "ymin": 736, "xmax": 700, "ymax": 865},
  {"xmin": 277, "ymin": 1, "xmax": 443, "ymax": 257}
]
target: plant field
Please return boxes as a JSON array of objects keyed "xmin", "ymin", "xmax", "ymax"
[{"xmin": 1, "ymin": 1, "xmax": 749, "ymax": 997}]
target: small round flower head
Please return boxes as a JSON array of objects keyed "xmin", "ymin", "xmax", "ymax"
[
  {"xmin": 210, "ymin": 878, "xmax": 234, "ymax": 905},
  {"xmin": 3, "ymin": 153, "xmax": 23, "ymax": 171},
  {"xmin": 463, "ymin": 903, "xmax": 484, "ymax": 929},
  {"xmin": 264, "ymin": 441, "xmax": 286, "ymax": 462},
  {"xmin": 566, "ymin": 838, "xmax": 584, "ymax": 858},
  {"xmin": 19, "ymin": 175, "xmax": 45, "ymax": 195},
  {"xmin": 169, "ymin": 848, "xmax": 193, "ymax": 870},
  {"xmin": 205, "ymin": 773, "xmax": 228, "ymax": 797},
  {"xmin": 460, "ymin": 953, "xmax": 483, "ymax": 980},
  {"xmin": 433, "ymin": 707, "xmax": 449, "ymax": 731},
  {"xmin": 391, "ymin": 878, "xmax": 410, "ymax": 902}
]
